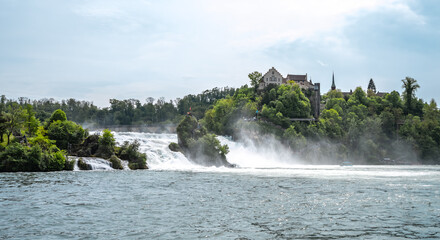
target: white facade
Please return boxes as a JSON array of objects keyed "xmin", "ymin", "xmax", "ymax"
[{"xmin": 258, "ymin": 67, "xmax": 284, "ymax": 90}]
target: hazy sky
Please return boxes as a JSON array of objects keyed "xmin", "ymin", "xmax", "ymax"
[{"xmin": 1, "ymin": 0, "xmax": 439, "ymax": 107}]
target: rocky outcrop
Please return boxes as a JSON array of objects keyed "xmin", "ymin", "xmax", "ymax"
[{"xmin": 170, "ymin": 115, "xmax": 235, "ymax": 167}]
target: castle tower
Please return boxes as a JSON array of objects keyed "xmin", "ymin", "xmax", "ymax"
[
  {"xmin": 367, "ymin": 78, "xmax": 376, "ymax": 93},
  {"xmin": 331, "ymin": 72, "xmax": 336, "ymax": 90}
]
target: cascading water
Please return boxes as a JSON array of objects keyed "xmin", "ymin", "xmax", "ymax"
[
  {"xmin": 70, "ymin": 157, "xmax": 121, "ymax": 171},
  {"xmin": 218, "ymin": 136, "xmax": 304, "ymax": 168},
  {"xmin": 79, "ymin": 131, "xmax": 305, "ymax": 171},
  {"xmin": 112, "ymin": 132, "xmax": 196, "ymax": 170},
  {"xmin": 110, "ymin": 132, "xmax": 303, "ymax": 170}
]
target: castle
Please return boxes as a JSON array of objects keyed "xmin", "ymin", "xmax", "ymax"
[
  {"xmin": 258, "ymin": 67, "xmax": 388, "ymax": 119},
  {"xmin": 259, "ymin": 67, "xmax": 321, "ymax": 118}
]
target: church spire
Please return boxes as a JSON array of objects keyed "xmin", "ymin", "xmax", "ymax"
[{"xmin": 331, "ymin": 72, "xmax": 336, "ymax": 90}]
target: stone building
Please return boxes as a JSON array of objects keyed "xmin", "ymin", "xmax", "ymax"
[
  {"xmin": 258, "ymin": 67, "xmax": 321, "ymax": 118},
  {"xmin": 258, "ymin": 67, "xmax": 284, "ymax": 90}
]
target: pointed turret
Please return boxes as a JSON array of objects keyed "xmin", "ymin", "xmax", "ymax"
[
  {"xmin": 331, "ymin": 72, "xmax": 336, "ymax": 90},
  {"xmin": 367, "ymin": 78, "xmax": 376, "ymax": 93}
]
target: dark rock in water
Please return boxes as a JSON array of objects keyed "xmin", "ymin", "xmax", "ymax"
[
  {"xmin": 77, "ymin": 158, "xmax": 92, "ymax": 170},
  {"xmin": 109, "ymin": 155, "xmax": 123, "ymax": 170},
  {"xmin": 168, "ymin": 142, "xmax": 181, "ymax": 152},
  {"xmin": 176, "ymin": 115, "xmax": 233, "ymax": 167}
]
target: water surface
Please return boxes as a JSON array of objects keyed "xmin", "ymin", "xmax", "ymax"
[{"xmin": 1, "ymin": 166, "xmax": 439, "ymax": 239}]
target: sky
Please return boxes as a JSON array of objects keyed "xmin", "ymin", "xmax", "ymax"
[{"xmin": 1, "ymin": 0, "xmax": 439, "ymax": 107}]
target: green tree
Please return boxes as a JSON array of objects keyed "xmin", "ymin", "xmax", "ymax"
[
  {"xmin": 401, "ymin": 77, "xmax": 420, "ymax": 114},
  {"xmin": 0, "ymin": 113, "xmax": 7, "ymax": 143},
  {"xmin": 48, "ymin": 109, "xmax": 67, "ymax": 123},
  {"xmin": 248, "ymin": 71, "xmax": 262, "ymax": 90},
  {"xmin": 117, "ymin": 140, "xmax": 147, "ymax": 169},
  {"xmin": 96, "ymin": 129, "xmax": 115, "ymax": 159},
  {"xmin": 4, "ymin": 104, "xmax": 26, "ymax": 145},
  {"xmin": 24, "ymin": 104, "xmax": 40, "ymax": 137},
  {"xmin": 47, "ymin": 120, "xmax": 86, "ymax": 151}
]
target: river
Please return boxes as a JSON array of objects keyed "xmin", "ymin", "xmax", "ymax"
[{"xmin": 0, "ymin": 132, "xmax": 439, "ymax": 239}]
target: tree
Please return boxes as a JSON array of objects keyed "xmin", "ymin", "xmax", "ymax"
[
  {"xmin": 0, "ymin": 113, "xmax": 7, "ymax": 143},
  {"xmin": 48, "ymin": 109, "xmax": 67, "ymax": 123},
  {"xmin": 248, "ymin": 71, "xmax": 262, "ymax": 90},
  {"xmin": 96, "ymin": 129, "xmax": 115, "ymax": 159},
  {"xmin": 401, "ymin": 77, "xmax": 420, "ymax": 114},
  {"xmin": 24, "ymin": 104, "xmax": 40, "ymax": 137},
  {"xmin": 367, "ymin": 78, "xmax": 376, "ymax": 93},
  {"xmin": 4, "ymin": 104, "xmax": 26, "ymax": 145},
  {"xmin": 47, "ymin": 120, "xmax": 86, "ymax": 150}
]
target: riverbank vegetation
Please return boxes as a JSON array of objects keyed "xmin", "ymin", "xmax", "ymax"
[
  {"xmin": 2, "ymin": 75, "xmax": 439, "ymax": 167},
  {"xmin": 200, "ymin": 76, "xmax": 440, "ymax": 164},
  {"xmin": 0, "ymin": 108, "xmax": 147, "ymax": 172}
]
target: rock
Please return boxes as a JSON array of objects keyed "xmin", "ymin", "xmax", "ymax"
[
  {"xmin": 77, "ymin": 158, "xmax": 92, "ymax": 170},
  {"xmin": 176, "ymin": 115, "xmax": 234, "ymax": 167},
  {"xmin": 168, "ymin": 142, "xmax": 181, "ymax": 152},
  {"xmin": 109, "ymin": 155, "xmax": 123, "ymax": 170}
]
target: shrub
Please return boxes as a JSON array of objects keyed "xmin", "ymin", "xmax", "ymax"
[
  {"xmin": 96, "ymin": 129, "xmax": 115, "ymax": 159},
  {"xmin": 47, "ymin": 120, "xmax": 86, "ymax": 150},
  {"xmin": 44, "ymin": 146, "xmax": 66, "ymax": 171},
  {"xmin": 117, "ymin": 140, "xmax": 147, "ymax": 169},
  {"xmin": 0, "ymin": 143, "xmax": 29, "ymax": 172},
  {"xmin": 64, "ymin": 157, "xmax": 75, "ymax": 171},
  {"xmin": 76, "ymin": 134, "xmax": 100, "ymax": 157}
]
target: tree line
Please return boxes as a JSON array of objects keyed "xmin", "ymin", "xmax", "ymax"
[{"xmin": 0, "ymin": 87, "xmax": 235, "ymax": 127}]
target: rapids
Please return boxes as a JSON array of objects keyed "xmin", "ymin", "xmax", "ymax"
[{"xmin": 108, "ymin": 131, "xmax": 304, "ymax": 170}]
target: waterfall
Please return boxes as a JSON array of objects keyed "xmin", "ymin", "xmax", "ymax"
[
  {"xmin": 218, "ymin": 136, "xmax": 303, "ymax": 168},
  {"xmin": 70, "ymin": 157, "xmax": 129, "ymax": 171},
  {"xmin": 74, "ymin": 131, "xmax": 303, "ymax": 171},
  {"xmin": 112, "ymin": 132, "xmax": 196, "ymax": 170}
]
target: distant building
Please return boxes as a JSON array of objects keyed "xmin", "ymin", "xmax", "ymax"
[
  {"xmin": 331, "ymin": 72, "xmax": 336, "ymax": 91},
  {"xmin": 259, "ymin": 67, "xmax": 321, "ymax": 118},
  {"xmin": 258, "ymin": 67, "xmax": 284, "ymax": 89},
  {"xmin": 330, "ymin": 74, "xmax": 388, "ymax": 98}
]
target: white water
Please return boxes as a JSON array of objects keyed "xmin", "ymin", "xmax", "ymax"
[
  {"xmin": 93, "ymin": 132, "xmax": 440, "ymax": 180},
  {"xmin": 70, "ymin": 156, "xmax": 129, "ymax": 171},
  {"xmin": 110, "ymin": 132, "xmax": 305, "ymax": 170},
  {"xmin": 218, "ymin": 136, "xmax": 304, "ymax": 168},
  {"xmin": 112, "ymin": 132, "xmax": 196, "ymax": 170}
]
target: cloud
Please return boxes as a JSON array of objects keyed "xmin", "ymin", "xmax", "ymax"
[
  {"xmin": 317, "ymin": 60, "xmax": 328, "ymax": 67},
  {"xmin": 1, "ymin": 0, "xmax": 437, "ymax": 107}
]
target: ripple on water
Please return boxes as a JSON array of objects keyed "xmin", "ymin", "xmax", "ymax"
[{"xmin": 0, "ymin": 166, "xmax": 440, "ymax": 239}]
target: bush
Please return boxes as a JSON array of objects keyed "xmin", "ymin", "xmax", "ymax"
[
  {"xmin": 76, "ymin": 134, "xmax": 100, "ymax": 157},
  {"xmin": 46, "ymin": 149, "xmax": 66, "ymax": 171},
  {"xmin": 117, "ymin": 140, "xmax": 147, "ymax": 169},
  {"xmin": 64, "ymin": 157, "xmax": 75, "ymax": 171},
  {"xmin": 109, "ymin": 155, "xmax": 123, "ymax": 170},
  {"xmin": 47, "ymin": 120, "xmax": 86, "ymax": 150},
  {"xmin": 0, "ymin": 143, "xmax": 67, "ymax": 172},
  {"xmin": 96, "ymin": 129, "xmax": 115, "ymax": 159},
  {"xmin": 0, "ymin": 143, "xmax": 30, "ymax": 172}
]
